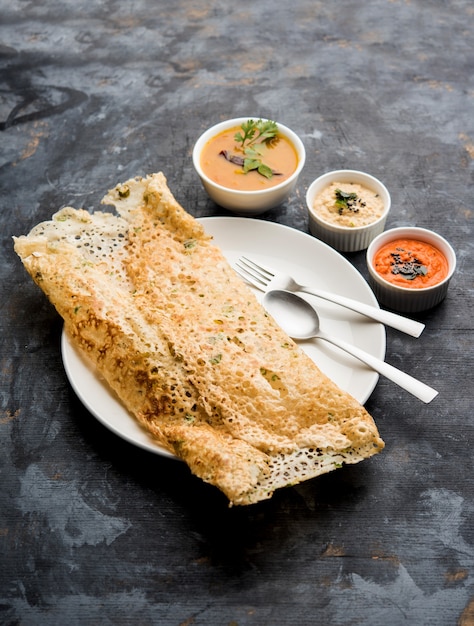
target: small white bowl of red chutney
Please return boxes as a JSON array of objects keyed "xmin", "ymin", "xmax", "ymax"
[
  {"xmin": 366, "ymin": 227, "xmax": 456, "ymax": 313},
  {"xmin": 192, "ymin": 117, "xmax": 306, "ymax": 215}
]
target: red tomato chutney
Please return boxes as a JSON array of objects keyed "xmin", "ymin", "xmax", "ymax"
[{"xmin": 373, "ymin": 238, "xmax": 449, "ymax": 289}]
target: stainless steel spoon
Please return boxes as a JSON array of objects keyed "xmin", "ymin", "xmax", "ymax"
[{"xmin": 263, "ymin": 289, "xmax": 438, "ymax": 404}]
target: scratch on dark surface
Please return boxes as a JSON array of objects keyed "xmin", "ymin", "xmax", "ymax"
[
  {"xmin": 0, "ymin": 408, "xmax": 21, "ymax": 424},
  {"xmin": 371, "ymin": 553, "xmax": 401, "ymax": 566},
  {"xmin": 321, "ymin": 543, "xmax": 346, "ymax": 557},
  {"xmin": 18, "ymin": 122, "xmax": 47, "ymax": 161},
  {"xmin": 444, "ymin": 567, "xmax": 469, "ymax": 586},
  {"xmin": 0, "ymin": 86, "xmax": 87, "ymax": 130}
]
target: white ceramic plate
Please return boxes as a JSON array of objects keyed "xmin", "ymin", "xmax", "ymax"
[{"xmin": 61, "ymin": 217, "xmax": 386, "ymax": 458}]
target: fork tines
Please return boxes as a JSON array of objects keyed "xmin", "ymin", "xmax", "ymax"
[{"xmin": 234, "ymin": 256, "xmax": 273, "ymax": 289}]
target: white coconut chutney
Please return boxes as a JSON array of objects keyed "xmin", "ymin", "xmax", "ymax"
[{"xmin": 313, "ymin": 182, "xmax": 385, "ymax": 228}]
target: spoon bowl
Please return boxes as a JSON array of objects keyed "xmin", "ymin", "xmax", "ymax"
[
  {"xmin": 263, "ymin": 289, "xmax": 438, "ymax": 403},
  {"xmin": 263, "ymin": 289, "xmax": 327, "ymax": 339}
]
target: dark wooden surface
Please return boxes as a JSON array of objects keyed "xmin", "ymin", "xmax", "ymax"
[{"xmin": 1, "ymin": 1, "xmax": 473, "ymax": 624}]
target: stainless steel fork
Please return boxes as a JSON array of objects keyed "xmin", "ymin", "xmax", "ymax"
[{"xmin": 234, "ymin": 256, "xmax": 425, "ymax": 338}]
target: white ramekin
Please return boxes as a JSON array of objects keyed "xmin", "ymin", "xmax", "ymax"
[
  {"xmin": 366, "ymin": 226, "xmax": 456, "ymax": 313},
  {"xmin": 306, "ymin": 169, "xmax": 391, "ymax": 252}
]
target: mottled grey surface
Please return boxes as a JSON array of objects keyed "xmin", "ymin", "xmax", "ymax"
[{"xmin": 1, "ymin": 1, "xmax": 473, "ymax": 625}]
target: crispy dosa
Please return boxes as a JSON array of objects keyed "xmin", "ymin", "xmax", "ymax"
[{"xmin": 13, "ymin": 172, "xmax": 384, "ymax": 505}]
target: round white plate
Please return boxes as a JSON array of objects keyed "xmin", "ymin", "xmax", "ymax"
[{"xmin": 61, "ymin": 217, "xmax": 385, "ymax": 458}]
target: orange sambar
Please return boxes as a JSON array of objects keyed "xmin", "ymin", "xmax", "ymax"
[
  {"xmin": 373, "ymin": 238, "xmax": 449, "ymax": 289},
  {"xmin": 200, "ymin": 126, "xmax": 298, "ymax": 191}
]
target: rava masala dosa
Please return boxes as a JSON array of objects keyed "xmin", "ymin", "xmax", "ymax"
[{"xmin": 13, "ymin": 172, "xmax": 384, "ymax": 505}]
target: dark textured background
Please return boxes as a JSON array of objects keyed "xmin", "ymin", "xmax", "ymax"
[{"xmin": 1, "ymin": 1, "xmax": 473, "ymax": 624}]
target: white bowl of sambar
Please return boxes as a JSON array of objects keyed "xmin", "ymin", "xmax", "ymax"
[{"xmin": 192, "ymin": 117, "xmax": 305, "ymax": 215}]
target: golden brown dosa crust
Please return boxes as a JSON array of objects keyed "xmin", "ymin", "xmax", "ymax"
[{"xmin": 14, "ymin": 172, "xmax": 384, "ymax": 505}]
